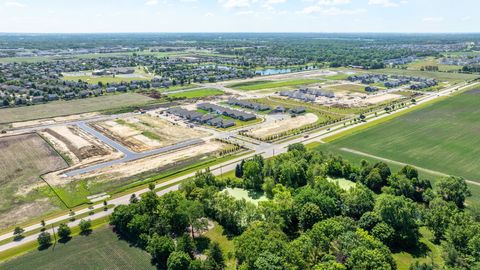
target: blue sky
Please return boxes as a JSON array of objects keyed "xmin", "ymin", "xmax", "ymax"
[{"xmin": 0, "ymin": 0, "xmax": 477, "ymax": 33}]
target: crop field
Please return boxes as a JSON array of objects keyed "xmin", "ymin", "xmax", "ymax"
[
  {"xmin": 0, "ymin": 133, "xmax": 67, "ymax": 229},
  {"xmin": 316, "ymin": 88, "xmax": 480, "ymax": 182},
  {"xmin": 167, "ymin": 88, "xmax": 225, "ymax": 99},
  {"xmin": 0, "ymin": 226, "xmax": 155, "ymax": 270},
  {"xmin": 0, "ymin": 93, "xmax": 155, "ymax": 124},
  {"xmin": 227, "ymin": 79, "xmax": 323, "ymax": 91}
]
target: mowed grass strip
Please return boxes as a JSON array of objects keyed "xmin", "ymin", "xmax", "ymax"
[
  {"xmin": 0, "ymin": 226, "xmax": 156, "ymax": 270},
  {"xmin": 228, "ymin": 79, "xmax": 322, "ymax": 91},
  {"xmin": 0, "ymin": 93, "xmax": 154, "ymax": 124},
  {"xmin": 323, "ymin": 89, "xmax": 480, "ymax": 182},
  {"xmin": 167, "ymin": 88, "xmax": 225, "ymax": 99}
]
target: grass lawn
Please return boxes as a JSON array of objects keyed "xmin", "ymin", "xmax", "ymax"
[
  {"xmin": 203, "ymin": 222, "xmax": 236, "ymax": 270},
  {"xmin": 324, "ymin": 83, "xmax": 366, "ymax": 93},
  {"xmin": 319, "ymin": 89, "xmax": 480, "ymax": 182},
  {"xmin": 222, "ymin": 187, "xmax": 268, "ymax": 206},
  {"xmin": 0, "ymin": 226, "xmax": 155, "ymax": 270},
  {"xmin": 327, "ymin": 177, "xmax": 356, "ymax": 191},
  {"xmin": 62, "ymin": 67, "xmax": 153, "ymax": 85},
  {"xmin": 0, "ymin": 93, "xmax": 155, "ymax": 124},
  {"xmin": 406, "ymin": 57, "xmax": 463, "ymax": 72},
  {"xmin": 167, "ymin": 88, "xmax": 225, "ymax": 99},
  {"xmin": 227, "ymin": 79, "xmax": 322, "ymax": 91},
  {"xmin": 393, "ymin": 227, "xmax": 443, "ymax": 270},
  {"xmin": 376, "ymin": 68, "xmax": 479, "ymax": 83},
  {"xmin": 322, "ymin": 73, "xmax": 352, "ymax": 81}
]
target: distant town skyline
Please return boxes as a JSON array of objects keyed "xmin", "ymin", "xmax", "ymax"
[{"xmin": 0, "ymin": 0, "xmax": 477, "ymax": 33}]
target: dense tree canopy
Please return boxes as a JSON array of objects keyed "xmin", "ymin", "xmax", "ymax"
[{"xmin": 109, "ymin": 143, "xmax": 478, "ymax": 270}]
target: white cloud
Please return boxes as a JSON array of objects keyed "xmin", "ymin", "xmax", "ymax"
[
  {"xmin": 461, "ymin": 16, "xmax": 471, "ymax": 21},
  {"xmin": 302, "ymin": 6, "xmax": 365, "ymax": 15},
  {"xmin": 204, "ymin": 12, "xmax": 215, "ymax": 17},
  {"xmin": 423, "ymin": 17, "xmax": 444, "ymax": 22},
  {"xmin": 219, "ymin": 0, "xmax": 251, "ymax": 9},
  {"xmin": 144, "ymin": 0, "xmax": 159, "ymax": 6},
  {"xmin": 264, "ymin": 0, "xmax": 286, "ymax": 4},
  {"xmin": 300, "ymin": 0, "xmax": 365, "ymax": 15},
  {"xmin": 5, "ymin": 1, "xmax": 27, "ymax": 8},
  {"xmin": 368, "ymin": 0, "xmax": 408, "ymax": 7},
  {"xmin": 236, "ymin": 10, "xmax": 255, "ymax": 15}
]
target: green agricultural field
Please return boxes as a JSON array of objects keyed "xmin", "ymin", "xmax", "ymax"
[
  {"xmin": 0, "ymin": 93, "xmax": 155, "ymax": 124},
  {"xmin": 167, "ymin": 88, "xmax": 225, "ymax": 99},
  {"xmin": 318, "ymin": 89, "xmax": 480, "ymax": 181},
  {"xmin": 227, "ymin": 79, "xmax": 323, "ymax": 91},
  {"xmin": 0, "ymin": 226, "xmax": 155, "ymax": 270},
  {"xmin": 314, "ymin": 143, "xmax": 480, "ymax": 208}
]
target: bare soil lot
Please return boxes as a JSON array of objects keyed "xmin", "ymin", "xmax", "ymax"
[
  {"xmin": 39, "ymin": 125, "xmax": 123, "ymax": 167},
  {"xmin": 44, "ymin": 140, "xmax": 227, "ymax": 186},
  {"xmin": 247, "ymin": 113, "xmax": 318, "ymax": 139},
  {"xmin": 0, "ymin": 133, "xmax": 68, "ymax": 229},
  {"xmin": 92, "ymin": 115, "xmax": 208, "ymax": 152}
]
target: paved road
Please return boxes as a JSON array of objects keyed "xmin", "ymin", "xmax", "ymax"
[
  {"xmin": 0, "ymin": 81, "xmax": 476, "ymax": 253},
  {"xmin": 65, "ymin": 122, "xmax": 204, "ymax": 176}
]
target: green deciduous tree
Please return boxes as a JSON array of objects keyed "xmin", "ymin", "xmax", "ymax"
[
  {"xmin": 167, "ymin": 251, "xmax": 191, "ymax": 270},
  {"xmin": 243, "ymin": 160, "xmax": 264, "ymax": 190},
  {"xmin": 57, "ymin": 223, "xmax": 71, "ymax": 240},
  {"xmin": 205, "ymin": 241, "xmax": 225, "ymax": 270},
  {"xmin": 437, "ymin": 176, "xmax": 471, "ymax": 208},
  {"xmin": 374, "ymin": 194, "xmax": 419, "ymax": 248},
  {"xmin": 79, "ymin": 219, "xmax": 91, "ymax": 235},
  {"xmin": 341, "ymin": 185, "xmax": 375, "ymax": 220},
  {"xmin": 37, "ymin": 231, "xmax": 52, "ymax": 248},
  {"xmin": 147, "ymin": 234, "xmax": 175, "ymax": 267}
]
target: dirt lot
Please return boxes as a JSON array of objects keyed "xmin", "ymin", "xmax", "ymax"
[
  {"xmin": 44, "ymin": 140, "xmax": 227, "ymax": 185},
  {"xmin": 248, "ymin": 113, "xmax": 318, "ymax": 139},
  {"xmin": 92, "ymin": 115, "xmax": 208, "ymax": 152},
  {"xmin": 39, "ymin": 125, "xmax": 123, "ymax": 168},
  {"xmin": 0, "ymin": 133, "xmax": 68, "ymax": 228},
  {"xmin": 11, "ymin": 112, "xmax": 99, "ymax": 129}
]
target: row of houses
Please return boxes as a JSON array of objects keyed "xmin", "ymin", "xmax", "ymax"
[
  {"xmin": 165, "ymin": 107, "xmax": 235, "ymax": 128},
  {"xmin": 197, "ymin": 103, "xmax": 257, "ymax": 121},
  {"xmin": 348, "ymin": 74, "xmax": 438, "ymax": 89},
  {"xmin": 226, "ymin": 99, "xmax": 270, "ymax": 111},
  {"xmin": 279, "ymin": 88, "xmax": 335, "ymax": 102},
  {"xmin": 410, "ymin": 80, "xmax": 438, "ymax": 90}
]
